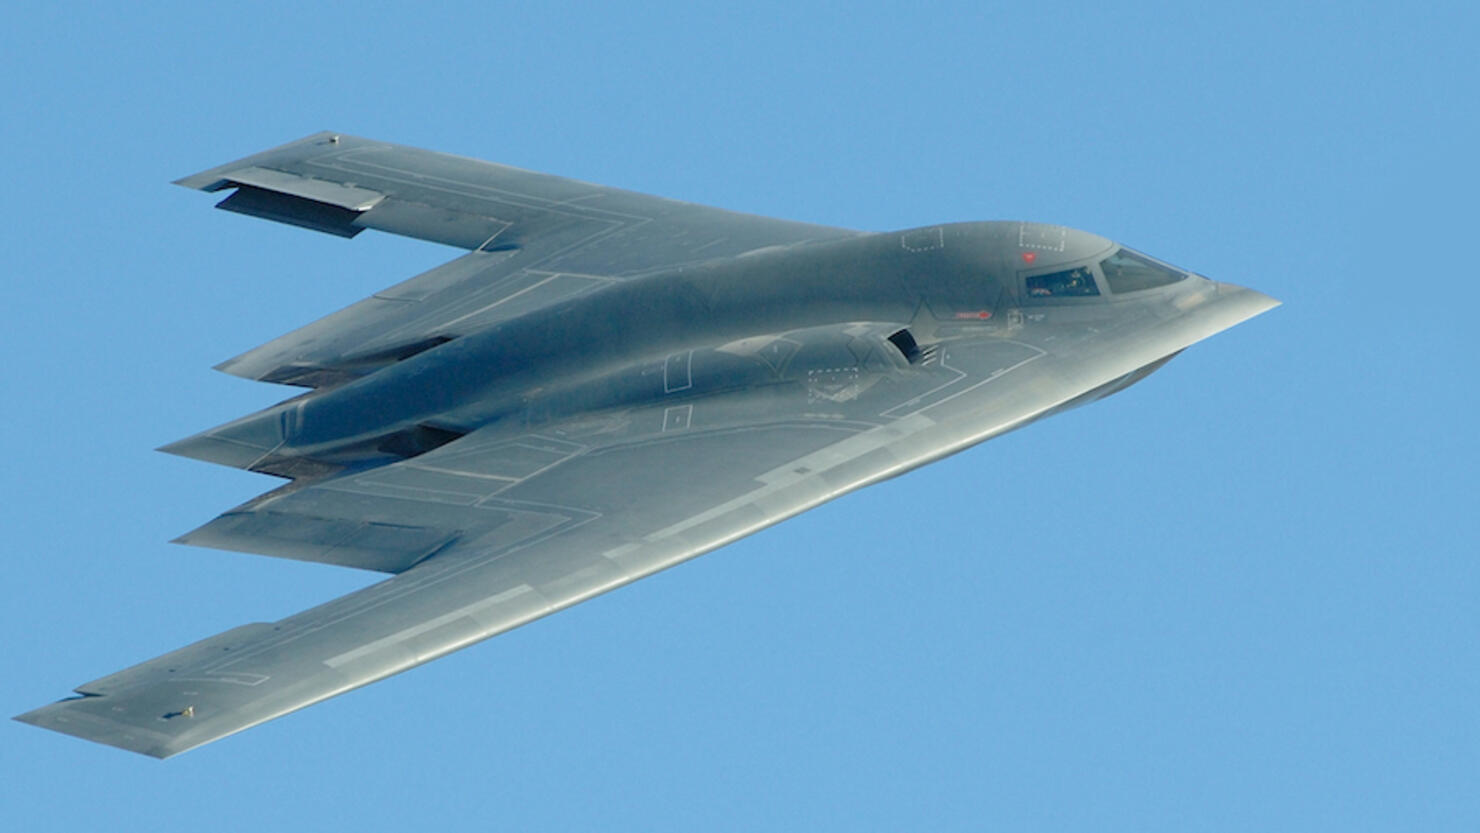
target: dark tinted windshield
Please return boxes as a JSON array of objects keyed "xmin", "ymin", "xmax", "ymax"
[
  {"xmin": 1099, "ymin": 249, "xmax": 1185, "ymax": 293},
  {"xmin": 1025, "ymin": 266, "xmax": 1099, "ymax": 298}
]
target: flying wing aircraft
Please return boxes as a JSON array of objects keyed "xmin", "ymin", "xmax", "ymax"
[{"xmin": 16, "ymin": 132, "xmax": 1278, "ymax": 758}]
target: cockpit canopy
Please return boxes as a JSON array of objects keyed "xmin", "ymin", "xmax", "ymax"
[
  {"xmin": 1024, "ymin": 247, "xmax": 1187, "ymax": 299},
  {"xmin": 1098, "ymin": 248, "xmax": 1186, "ymax": 293}
]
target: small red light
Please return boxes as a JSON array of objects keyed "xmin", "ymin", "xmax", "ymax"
[{"xmin": 1021, "ymin": 251, "xmax": 1037, "ymax": 264}]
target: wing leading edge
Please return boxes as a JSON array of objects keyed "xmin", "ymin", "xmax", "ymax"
[{"xmin": 17, "ymin": 286, "xmax": 1276, "ymax": 757}]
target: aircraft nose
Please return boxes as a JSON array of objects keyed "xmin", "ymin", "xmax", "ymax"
[{"xmin": 1190, "ymin": 280, "xmax": 1281, "ymax": 320}]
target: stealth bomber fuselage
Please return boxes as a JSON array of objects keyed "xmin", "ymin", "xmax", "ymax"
[{"xmin": 18, "ymin": 133, "xmax": 1276, "ymax": 758}]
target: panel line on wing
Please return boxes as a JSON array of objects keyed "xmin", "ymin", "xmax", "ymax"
[
  {"xmin": 631, "ymin": 417, "xmax": 929, "ymax": 544},
  {"xmin": 309, "ymin": 151, "xmax": 658, "ymax": 223},
  {"xmin": 198, "ymin": 502, "xmax": 605, "ymax": 672},
  {"xmin": 435, "ymin": 273, "xmax": 568, "ymax": 330},
  {"xmin": 323, "ymin": 585, "xmax": 536, "ymax": 668},
  {"xmin": 309, "ymin": 150, "xmax": 650, "ymax": 273},
  {"xmin": 879, "ymin": 339, "xmax": 1047, "ymax": 418}
]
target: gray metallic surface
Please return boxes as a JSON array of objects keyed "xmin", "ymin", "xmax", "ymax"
[{"xmin": 16, "ymin": 132, "xmax": 1277, "ymax": 757}]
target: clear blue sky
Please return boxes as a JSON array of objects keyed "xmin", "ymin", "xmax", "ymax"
[{"xmin": 3, "ymin": 1, "xmax": 1476, "ymax": 830}]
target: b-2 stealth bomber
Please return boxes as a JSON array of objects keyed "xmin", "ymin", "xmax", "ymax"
[{"xmin": 17, "ymin": 132, "xmax": 1277, "ymax": 757}]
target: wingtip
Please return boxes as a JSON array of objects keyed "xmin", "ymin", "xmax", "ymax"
[
  {"xmin": 172, "ymin": 130, "xmax": 351, "ymax": 191},
  {"xmin": 13, "ymin": 699, "xmax": 175, "ymax": 760}
]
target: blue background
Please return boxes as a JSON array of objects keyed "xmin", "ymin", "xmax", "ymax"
[{"xmin": 3, "ymin": 1, "xmax": 1476, "ymax": 829}]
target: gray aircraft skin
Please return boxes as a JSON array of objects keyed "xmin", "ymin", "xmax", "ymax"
[{"xmin": 16, "ymin": 132, "xmax": 1277, "ymax": 757}]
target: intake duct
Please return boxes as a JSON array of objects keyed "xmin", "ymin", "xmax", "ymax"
[
  {"xmin": 887, "ymin": 328, "xmax": 935, "ymax": 365},
  {"xmin": 376, "ymin": 423, "xmax": 467, "ymax": 459}
]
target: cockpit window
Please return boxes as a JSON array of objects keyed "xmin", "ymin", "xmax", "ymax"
[
  {"xmin": 1099, "ymin": 249, "xmax": 1186, "ymax": 293},
  {"xmin": 1025, "ymin": 266, "xmax": 1100, "ymax": 298}
]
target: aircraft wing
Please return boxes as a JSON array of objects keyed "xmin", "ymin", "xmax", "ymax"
[
  {"xmin": 174, "ymin": 132, "xmax": 857, "ymax": 388},
  {"xmin": 16, "ymin": 284, "xmax": 1275, "ymax": 758}
]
